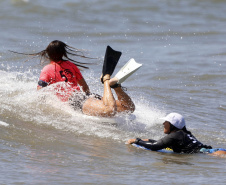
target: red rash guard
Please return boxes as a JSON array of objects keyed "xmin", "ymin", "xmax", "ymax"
[{"xmin": 38, "ymin": 61, "xmax": 83, "ymax": 101}]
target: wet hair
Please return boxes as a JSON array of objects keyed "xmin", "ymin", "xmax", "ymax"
[
  {"xmin": 10, "ymin": 40, "xmax": 93, "ymax": 69},
  {"xmin": 169, "ymin": 123, "xmax": 192, "ymax": 135},
  {"xmin": 182, "ymin": 126, "xmax": 192, "ymax": 135},
  {"xmin": 169, "ymin": 124, "xmax": 179, "ymax": 133}
]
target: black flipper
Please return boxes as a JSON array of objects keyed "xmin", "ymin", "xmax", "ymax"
[{"xmin": 101, "ymin": 46, "xmax": 122, "ymax": 83}]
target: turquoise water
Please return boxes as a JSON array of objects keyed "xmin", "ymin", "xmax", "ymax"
[{"xmin": 0, "ymin": 0, "xmax": 226, "ymax": 184}]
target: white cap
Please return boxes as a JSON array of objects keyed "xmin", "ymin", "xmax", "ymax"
[{"xmin": 160, "ymin": 113, "xmax": 185, "ymax": 129}]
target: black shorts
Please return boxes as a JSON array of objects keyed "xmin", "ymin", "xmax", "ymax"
[{"xmin": 69, "ymin": 92, "xmax": 102, "ymax": 111}]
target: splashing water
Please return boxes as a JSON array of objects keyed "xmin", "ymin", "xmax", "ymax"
[{"xmin": 0, "ymin": 68, "xmax": 166, "ymax": 142}]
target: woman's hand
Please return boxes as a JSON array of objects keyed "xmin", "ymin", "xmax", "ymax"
[{"xmin": 126, "ymin": 139, "xmax": 136, "ymax": 144}]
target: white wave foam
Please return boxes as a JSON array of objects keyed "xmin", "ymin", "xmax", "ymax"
[
  {"xmin": 0, "ymin": 121, "xmax": 9, "ymax": 127},
  {"xmin": 0, "ymin": 69, "xmax": 166, "ymax": 141}
]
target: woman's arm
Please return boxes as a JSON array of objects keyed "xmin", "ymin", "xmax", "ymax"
[{"xmin": 78, "ymin": 77, "xmax": 90, "ymax": 95}]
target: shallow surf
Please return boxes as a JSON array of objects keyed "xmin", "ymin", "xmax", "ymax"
[{"xmin": 1, "ymin": 0, "xmax": 226, "ymax": 184}]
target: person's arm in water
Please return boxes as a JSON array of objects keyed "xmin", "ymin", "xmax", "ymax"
[
  {"xmin": 37, "ymin": 78, "xmax": 90, "ymax": 94},
  {"xmin": 37, "ymin": 76, "xmax": 90, "ymax": 94},
  {"xmin": 127, "ymin": 137, "xmax": 171, "ymax": 151},
  {"xmin": 78, "ymin": 77, "xmax": 90, "ymax": 95}
]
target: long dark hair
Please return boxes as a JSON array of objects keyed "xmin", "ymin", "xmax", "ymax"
[
  {"xmin": 10, "ymin": 40, "xmax": 93, "ymax": 69},
  {"xmin": 170, "ymin": 124, "xmax": 192, "ymax": 135}
]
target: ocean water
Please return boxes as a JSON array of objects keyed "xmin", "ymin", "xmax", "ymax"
[{"xmin": 0, "ymin": 0, "xmax": 226, "ymax": 184}]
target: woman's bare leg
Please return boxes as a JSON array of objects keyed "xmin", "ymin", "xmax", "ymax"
[
  {"xmin": 82, "ymin": 75, "xmax": 117, "ymax": 117},
  {"xmin": 109, "ymin": 77, "xmax": 135, "ymax": 113},
  {"xmin": 114, "ymin": 86, "xmax": 135, "ymax": 113}
]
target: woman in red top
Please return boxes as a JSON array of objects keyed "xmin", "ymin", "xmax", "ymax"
[{"xmin": 35, "ymin": 40, "xmax": 135, "ymax": 117}]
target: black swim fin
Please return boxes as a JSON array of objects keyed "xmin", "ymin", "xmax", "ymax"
[{"xmin": 101, "ymin": 46, "xmax": 122, "ymax": 83}]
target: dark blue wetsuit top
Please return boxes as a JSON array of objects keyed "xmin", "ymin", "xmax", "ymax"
[{"xmin": 135, "ymin": 130, "xmax": 212, "ymax": 154}]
